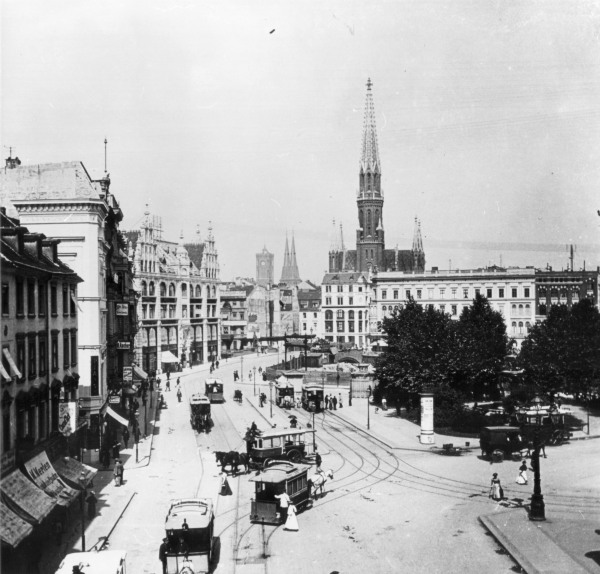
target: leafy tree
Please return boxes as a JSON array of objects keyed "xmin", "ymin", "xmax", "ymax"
[
  {"xmin": 375, "ymin": 299, "xmax": 457, "ymax": 411},
  {"xmin": 454, "ymin": 294, "xmax": 512, "ymax": 400},
  {"xmin": 518, "ymin": 299, "xmax": 600, "ymax": 397}
]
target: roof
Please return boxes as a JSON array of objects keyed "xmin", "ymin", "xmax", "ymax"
[
  {"xmin": 189, "ymin": 394, "xmax": 210, "ymax": 405},
  {"xmin": 55, "ymin": 551, "xmax": 127, "ymax": 574},
  {"xmin": 184, "ymin": 242, "xmax": 205, "ymax": 269},
  {"xmin": 249, "ymin": 461, "xmax": 311, "ymax": 484},
  {"xmin": 205, "ymin": 378, "xmax": 223, "ymax": 385},
  {"xmin": 321, "ymin": 271, "xmax": 369, "ymax": 285},
  {"xmin": 165, "ymin": 498, "xmax": 214, "ymax": 530},
  {"xmin": 258, "ymin": 428, "xmax": 315, "ymax": 439}
]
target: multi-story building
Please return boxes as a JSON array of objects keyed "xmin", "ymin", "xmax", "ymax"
[
  {"xmin": 321, "ymin": 272, "xmax": 371, "ymax": 347},
  {"xmin": 127, "ymin": 213, "xmax": 221, "ymax": 371},
  {"xmin": 220, "ymin": 284, "xmax": 252, "ymax": 353},
  {"xmin": 298, "ymin": 288, "xmax": 321, "ymax": 337},
  {"xmin": 370, "ymin": 266, "xmax": 537, "ymax": 347},
  {"xmin": 535, "ymin": 268, "xmax": 599, "ymax": 318},
  {"xmin": 1, "ymin": 209, "xmax": 81, "ymax": 476},
  {"xmin": 1, "ymin": 160, "xmax": 134, "ymax": 454}
]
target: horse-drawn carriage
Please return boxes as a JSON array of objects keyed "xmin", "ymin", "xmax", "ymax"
[
  {"xmin": 514, "ymin": 405, "xmax": 572, "ymax": 446},
  {"xmin": 164, "ymin": 498, "xmax": 215, "ymax": 574},
  {"xmin": 205, "ymin": 379, "xmax": 224, "ymax": 403},
  {"xmin": 233, "ymin": 389, "xmax": 243, "ymax": 403},
  {"xmin": 248, "ymin": 427, "xmax": 315, "ymax": 468},
  {"xmin": 190, "ymin": 394, "xmax": 212, "ymax": 433},
  {"xmin": 301, "ymin": 383, "xmax": 324, "ymax": 413},
  {"xmin": 249, "ymin": 460, "xmax": 312, "ymax": 524},
  {"xmin": 275, "ymin": 382, "xmax": 295, "ymax": 409}
]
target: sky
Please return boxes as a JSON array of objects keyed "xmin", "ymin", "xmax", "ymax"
[{"xmin": 2, "ymin": 0, "xmax": 600, "ymax": 282}]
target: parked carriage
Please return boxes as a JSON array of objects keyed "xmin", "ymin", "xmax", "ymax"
[
  {"xmin": 301, "ymin": 383, "xmax": 324, "ymax": 413},
  {"xmin": 164, "ymin": 498, "xmax": 215, "ymax": 574},
  {"xmin": 190, "ymin": 394, "xmax": 212, "ymax": 433},
  {"xmin": 275, "ymin": 382, "xmax": 295, "ymax": 408},
  {"xmin": 205, "ymin": 378, "xmax": 224, "ymax": 403},
  {"xmin": 249, "ymin": 460, "xmax": 312, "ymax": 524},
  {"xmin": 514, "ymin": 405, "xmax": 572, "ymax": 446},
  {"xmin": 248, "ymin": 427, "xmax": 315, "ymax": 468},
  {"xmin": 233, "ymin": 389, "xmax": 243, "ymax": 403}
]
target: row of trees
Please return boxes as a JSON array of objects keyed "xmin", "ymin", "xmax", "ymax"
[{"xmin": 374, "ymin": 295, "xmax": 600, "ymax": 429}]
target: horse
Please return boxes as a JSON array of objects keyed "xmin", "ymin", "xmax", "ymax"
[
  {"xmin": 308, "ymin": 469, "xmax": 334, "ymax": 499},
  {"xmin": 214, "ymin": 451, "xmax": 248, "ymax": 476}
]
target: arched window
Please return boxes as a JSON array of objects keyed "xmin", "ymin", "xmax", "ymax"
[
  {"xmin": 168, "ymin": 283, "xmax": 176, "ymax": 297},
  {"xmin": 525, "ymin": 321, "xmax": 531, "ymax": 332},
  {"xmin": 195, "ymin": 285, "xmax": 202, "ymax": 297},
  {"xmin": 348, "ymin": 310, "xmax": 355, "ymax": 320},
  {"xmin": 149, "ymin": 282, "xmax": 155, "ymax": 296},
  {"xmin": 212, "ymin": 286, "xmax": 217, "ymax": 297},
  {"xmin": 159, "ymin": 282, "xmax": 166, "ymax": 297},
  {"xmin": 382, "ymin": 306, "xmax": 386, "ymax": 312},
  {"xmin": 325, "ymin": 310, "xmax": 333, "ymax": 320},
  {"xmin": 181, "ymin": 284, "xmax": 188, "ymax": 298},
  {"xmin": 358, "ymin": 311, "xmax": 363, "ymax": 321},
  {"xmin": 511, "ymin": 321, "xmax": 517, "ymax": 332},
  {"xmin": 337, "ymin": 309, "xmax": 344, "ymax": 319},
  {"xmin": 525, "ymin": 304, "xmax": 530, "ymax": 314},
  {"xmin": 367, "ymin": 210, "xmax": 372, "ymax": 236},
  {"xmin": 518, "ymin": 304, "xmax": 523, "ymax": 315},
  {"xmin": 512, "ymin": 304, "xmax": 517, "ymax": 313},
  {"xmin": 141, "ymin": 281, "xmax": 148, "ymax": 297},
  {"xmin": 518, "ymin": 321, "xmax": 524, "ymax": 334}
]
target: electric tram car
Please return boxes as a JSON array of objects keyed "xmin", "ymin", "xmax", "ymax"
[
  {"xmin": 274, "ymin": 382, "xmax": 295, "ymax": 408},
  {"xmin": 248, "ymin": 427, "xmax": 315, "ymax": 468},
  {"xmin": 189, "ymin": 394, "xmax": 212, "ymax": 432},
  {"xmin": 164, "ymin": 498, "xmax": 215, "ymax": 574},
  {"xmin": 301, "ymin": 383, "xmax": 324, "ymax": 412},
  {"xmin": 204, "ymin": 378, "xmax": 224, "ymax": 403},
  {"xmin": 249, "ymin": 460, "xmax": 312, "ymax": 524}
]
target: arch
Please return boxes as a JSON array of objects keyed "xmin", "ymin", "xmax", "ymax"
[
  {"xmin": 518, "ymin": 304, "xmax": 523, "ymax": 315},
  {"xmin": 141, "ymin": 281, "xmax": 148, "ymax": 297},
  {"xmin": 325, "ymin": 310, "xmax": 333, "ymax": 320},
  {"xmin": 195, "ymin": 285, "xmax": 202, "ymax": 298},
  {"xmin": 159, "ymin": 282, "xmax": 166, "ymax": 297},
  {"xmin": 149, "ymin": 281, "xmax": 155, "ymax": 296},
  {"xmin": 336, "ymin": 309, "xmax": 344, "ymax": 319},
  {"xmin": 348, "ymin": 310, "xmax": 355, "ymax": 320},
  {"xmin": 181, "ymin": 283, "xmax": 188, "ymax": 298},
  {"xmin": 367, "ymin": 210, "xmax": 372, "ymax": 236},
  {"xmin": 168, "ymin": 283, "xmax": 176, "ymax": 297}
]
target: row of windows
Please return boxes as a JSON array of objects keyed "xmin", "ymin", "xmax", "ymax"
[
  {"xmin": 324, "ymin": 297, "xmax": 360, "ymax": 306},
  {"xmin": 2, "ymin": 281, "xmax": 77, "ymax": 318},
  {"xmin": 141, "ymin": 304, "xmax": 218, "ymax": 320},
  {"xmin": 324, "ymin": 321, "xmax": 365, "ymax": 333},
  {"xmin": 140, "ymin": 281, "xmax": 218, "ymax": 299},
  {"xmin": 2, "ymin": 330, "xmax": 77, "ymax": 381},
  {"xmin": 380, "ymin": 286, "xmax": 532, "ymax": 300},
  {"xmin": 324, "ymin": 310, "xmax": 365, "ymax": 320},
  {"xmin": 324, "ymin": 285, "xmax": 364, "ymax": 293}
]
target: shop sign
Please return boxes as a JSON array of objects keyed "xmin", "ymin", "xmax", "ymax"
[
  {"xmin": 123, "ymin": 366, "xmax": 133, "ymax": 383},
  {"xmin": 117, "ymin": 341, "xmax": 131, "ymax": 350},
  {"xmin": 58, "ymin": 401, "xmax": 78, "ymax": 436},
  {"xmin": 116, "ymin": 303, "xmax": 129, "ymax": 316},
  {"xmin": 108, "ymin": 395, "xmax": 121, "ymax": 404}
]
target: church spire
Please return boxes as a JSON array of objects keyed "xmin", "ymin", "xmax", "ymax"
[
  {"xmin": 280, "ymin": 231, "xmax": 301, "ymax": 286},
  {"xmin": 412, "ymin": 217, "xmax": 425, "ymax": 272},
  {"xmin": 359, "ymin": 78, "xmax": 381, "ymax": 192}
]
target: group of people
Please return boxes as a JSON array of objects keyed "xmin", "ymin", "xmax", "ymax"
[
  {"xmin": 324, "ymin": 394, "xmax": 343, "ymax": 410},
  {"xmin": 275, "ymin": 489, "xmax": 299, "ymax": 531},
  {"xmin": 209, "ymin": 359, "xmax": 220, "ymax": 374},
  {"xmin": 489, "ymin": 460, "xmax": 530, "ymax": 501}
]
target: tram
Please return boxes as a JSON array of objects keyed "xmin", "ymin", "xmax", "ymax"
[
  {"xmin": 301, "ymin": 383, "xmax": 324, "ymax": 412},
  {"xmin": 205, "ymin": 378, "xmax": 224, "ymax": 403},
  {"xmin": 274, "ymin": 382, "xmax": 295, "ymax": 408},
  {"xmin": 249, "ymin": 460, "xmax": 311, "ymax": 524},
  {"xmin": 189, "ymin": 394, "xmax": 212, "ymax": 432},
  {"xmin": 248, "ymin": 427, "xmax": 315, "ymax": 467},
  {"xmin": 164, "ymin": 498, "xmax": 215, "ymax": 574}
]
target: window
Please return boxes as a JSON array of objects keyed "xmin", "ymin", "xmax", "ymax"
[
  {"xmin": 358, "ymin": 286, "xmax": 363, "ymax": 292},
  {"xmin": 349, "ymin": 297, "xmax": 353, "ymax": 305},
  {"xmin": 169, "ymin": 305, "xmax": 176, "ymax": 318},
  {"xmin": 142, "ymin": 305, "xmax": 147, "ymax": 319},
  {"xmin": 63, "ymin": 284, "xmax": 69, "ymax": 316},
  {"xmin": 475, "ymin": 288, "xmax": 480, "ymax": 297},
  {"xmin": 393, "ymin": 290, "xmax": 399, "ymax": 299},
  {"xmin": 16, "ymin": 338, "xmax": 25, "ymax": 378},
  {"xmin": 325, "ymin": 297, "xmax": 331, "ymax": 305},
  {"xmin": 1, "ymin": 283, "xmax": 8, "ymax": 315},
  {"xmin": 440, "ymin": 304, "xmax": 446, "ymax": 312},
  {"xmin": 511, "ymin": 288, "xmax": 518, "ymax": 298},
  {"xmin": 28, "ymin": 335, "xmax": 36, "ymax": 379},
  {"xmin": 452, "ymin": 288, "xmax": 457, "ymax": 299},
  {"xmin": 149, "ymin": 305, "xmax": 155, "ymax": 319},
  {"xmin": 38, "ymin": 338, "xmax": 47, "ymax": 376},
  {"xmin": 428, "ymin": 289, "xmax": 433, "ymax": 299},
  {"xmin": 486, "ymin": 288, "xmax": 492, "ymax": 298},
  {"xmin": 51, "ymin": 335, "xmax": 59, "ymax": 372},
  {"xmin": 38, "ymin": 283, "xmax": 46, "ymax": 316},
  {"xmin": 499, "ymin": 288, "xmax": 505, "ymax": 298},
  {"xmin": 182, "ymin": 284, "xmax": 188, "ymax": 298},
  {"xmin": 524, "ymin": 287, "xmax": 530, "ymax": 298},
  {"xmin": 16, "ymin": 280, "xmax": 24, "ymax": 316},
  {"xmin": 462, "ymin": 288, "xmax": 468, "ymax": 299},
  {"xmin": 417, "ymin": 289, "xmax": 422, "ymax": 299},
  {"xmin": 182, "ymin": 305, "xmax": 188, "ymax": 319},
  {"xmin": 169, "ymin": 284, "xmax": 176, "ymax": 297},
  {"xmin": 51, "ymin": 284, "xmax": 58, "ymax": 315},
  {"xmin": 405, "ymin": 289, "xmax": 410, "ymax": 299},
  {"xmin": 337, "ymin": 310, "xmax": 345, "ymax": 319},
  {"xmin": 161, "ymin": 305, "xmax": 167, "ymax": 319},
  {"xmin": 160, "ymin": 283, "xmax": 167, "ymax": 297},
  {"xmin": 381, "ymin": 290, "xmax": 387, "ymax": 300},
  {"xmin": 451, "ymin": 305, "xmax": 457, "ymax": 316},
  {"xmin": 63, "ymin": 332, "xmax": 70, "ymax": 367},
  {"xmin": 27, "ymin": 280, "xmax": 36, "ymax": 316},
  {"xmin": 337, "ymin": 297, "xmax": 343, "ymax": 305},
  {"xmin": 325, "ymin": 286, "xmax": 331, "ymax": 293},
  {"xmin": 70, "ymin": 331, "xmax": 77, "ymax": 366},
  {"xmin": 439, "ymin": 288, "xmax": 445, "ymax": 299},
  {"xmin": 349, "ymin": 285, "xmax": 353, "ymax": 293},
  {"xmin": 149, "ymin": 282, "xmax": 155, "ymax": 296},
  {"xmin": 141, "ymin": 281, "xmax": 148, "ymax": 296},
  {"xmin": 336, "ymin": 321, "xmax": 344, "ymax": 332},
  {"xmin": 70, "ymin": 287, "xmax": 76, "ymax": 315}
]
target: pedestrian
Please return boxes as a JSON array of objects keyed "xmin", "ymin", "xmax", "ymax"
[
  {"xmin": 113, "ymin": 459, "xmax": 123, "ymax": 486},
  {"xmin": 178, "ymin": 536, "xmax": 189, "ymax": 559},
  {"xmin": 516, "ymin": 460, "xmax": 528, "ymax": 485},
  {"xmin": 177, "ymin": 387, "xmax": 182, "ymax": 402},
  {"xmin": 338, "ymin": 393, "xmax": 343, "ymax": 408},
  {"xmin": 177, "ymin": 377, "xmax": 181, "ymax": 388},
  {"xmin": 284, "ymin": 503, "xmax": 299, "ymax": 531},
  {"xmin": 325, "ymin": 394, "xmax": 329, "ymax": 410},
  {"xmin": 159, "ymin": 537, "xmax": 169, "ymax": 574},
  {"xmin": 275, "ymin": 488, "xmax": 291, "ymax": 523},
  {"xmin": 332, "ymin": 396, "xmax": 338, "ymax": 410},
  {"xmin": 489, "ymin": 472, "xmax": 503, "ymax": 501},
  {"xmin": 166, "ymin": 378, "xmax": 171, "ymax": 392},
  {"xmin": 167, "ymin": 370, "xmax": 170, "ymax": 381},
  {"xmin": 315, "ymin": 448, "xmax": 322, "ymax": 471},
  {"xmin": 220, "ymin": 472, "xmax": 232, "ymax": 496},
  {"xmin": 382, "ymin": 397, "xmax": 388, "ymax": 411},
  {"xmin": 156, "ymin": 376, "xmax": 162, "ymax": 390},
  {"xmin": 258, "ymin": 366, "xmax": 262, "ymax": 374},
  {"xmin": 122, "ymin": 427, "xmax": 130, "ymax": 449},
  {"xmin": 134, "ymin": 425, "xmax": 141, "ymax": 444},
  {"xmin": 181, "ymin": 518, "xmax": 189, "ymax": 531},
  {"xmin": 216, "ymin": 360, "xmax": 220, "ymax": 369},
  {"xmin": 112, "ymin": 441, "xmax": 120, "ymax": 459},
  {"xmin": 86, "ymin": 490, "xmax": 97, "ymax": 519}
]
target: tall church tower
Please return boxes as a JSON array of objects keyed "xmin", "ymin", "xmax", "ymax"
[
  {"xmin": 356, "ymin": 78, "xmax": 385, "ymax": 272},
  {"xmin": 256, "ymin": 246, "xmax": 274, "ymax": 286},
  {"xmin": 280, "ymin": 232, "xmax": 301, "ymax": 286}
]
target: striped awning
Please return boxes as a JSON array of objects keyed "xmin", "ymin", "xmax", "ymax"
[
  {"xmin": 132, "ymin": 364, "xmax": 148, "ymax": 380},
  {"xmin": 2, "ymin": 348, "xmax": 21, "ymax": 378},
  {"xmin": 0, "ymin": 469, "xmax": 56, "ymax": 524},
  {"xmin": 0, "ymin": 502, "xmax": 33, "ymax": 548}
]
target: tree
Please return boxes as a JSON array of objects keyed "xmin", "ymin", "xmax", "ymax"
[
  {"xmin": 375, "ymin": 299, "xmax": 457, "ymax": 411},
  {"xmin": 454, "ymin": 294, "xmax": 512, "ymax": 400},
  {"xmin": 518, "ymin": 299, "xmax": 600, "ymax": 397}
]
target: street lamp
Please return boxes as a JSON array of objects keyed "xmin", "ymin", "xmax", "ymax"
[
  {"xmin": 78, "ymin": 471, "xmax": 87, "ymax": 552},
  {"xmin": 367, "ymin": 385, "xmax": 372, "ymax": 430},
  {"xmin": 269, "ymin": 381, "xmax": 273, "ymax": 419},
  {"xmin": 321, "ymin": 371, "xmax": 325, "ymax": 417},
  {"xmin": 253, "ymin": 366, "xmax": 257, "ymax": 396},
  {"xmin": 529, "ymin": 396, "xmax": 546, "ymax": 521}
]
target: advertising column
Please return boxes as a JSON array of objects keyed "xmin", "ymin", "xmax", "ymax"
[{"xmin": 420, "ymin": 389, "xmax": 435, "ymax": 444}]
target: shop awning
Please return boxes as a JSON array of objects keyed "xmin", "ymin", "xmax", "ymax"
[
  {"xmin": 106, "ymin": 406, "xmax": 129, "ymax": 426},
  {"xmin": 132, "ymin": 364, "xmax": 148, "ymax": 380},
  {"xmin": 0, "ymin": 469, "xmax": 56, "ymax": 524},
  {"xmin": 23, "ymin": 452, "xmax": 79, "ymax": 507},
  {"xmin": 0, "ymin": 362, "xmax": 11, "ymax": 382},
  {"xmin": 53, "ymin": 457, "xmax": 98, "ymax": 490},
  {"xmin": 161, "ymin": 351, "xmax": 179, "ymax": 363},
  {"xmin": 2, "ymin": 348, "xmax": 22, "ymax": 378},
  {"xmin": 0, "ymin": 502, "xmax": 33, "ymax": 548}
]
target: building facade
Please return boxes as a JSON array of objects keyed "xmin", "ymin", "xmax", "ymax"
[
  {"xmin": 256, "ymin": 247, "xmax": 274, "ymax": 287},
  {"xmin": 127, "ymin": 213, "xmax": 221, "ymax": 372},
  {"xmin": 220, "ymin": 285, "xmax": 252, "ymax": 353},
  {"xmin": 535, "ymin": 268, "xmax": 599, "ymax": 318},
  {"xmin": 298, "ymin": 288, "xmax": 321, "ymax": 337}
]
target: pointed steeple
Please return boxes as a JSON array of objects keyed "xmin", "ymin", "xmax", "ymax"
[
  {"xmin": 412, "ymin": 217, "xmax": 425, "ymax": 272},
  {"xmin": 329, "ymin": 219, "xmax": 340, "ymax": 251},
  {"xmin": 280, "ymin": 231, "xmax": 301, "ymax": 286},
  {"xmin": 359, "ymin": 78, "xmax": 381, "ymax": 193}
]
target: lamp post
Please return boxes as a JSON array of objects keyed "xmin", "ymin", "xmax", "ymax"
[
  {"xmin": 367, "ymin": 385, "xmax": 372, "ymax": 430},
  {"xmin": 253, "ymin": 366, "xmax": 257, "ymax": 396},
  {"xmin": 78, "ymin": 471, "xmax": 87, "ymax": 552},
  {"xmin": 348, "ymin": 376, "xmax": 353, "ymax": 407},
  {"xmin": 241, "ymin": 355, "xmax": 244, "ymax": 383},
  {"xmin": 321, "ymin": 371, "xmax": 325, "ymax": 416},
  {"xmin": 529, "ymin": 396, "xmax": 546, "ymax": 521},
  {"xmin": 269, "ymin": 381, "xmax": 273, "ymax": 419}
]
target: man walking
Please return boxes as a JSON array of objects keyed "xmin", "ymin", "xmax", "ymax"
[
  {"xmin": 332, "ymin": 396, "xmax": 338, "ymax": 410},
  {"xmin": 159, "ymin": 537, "xmax": 169, "ymax": 574},
  {"xmin": 122, "ymin": 427, "xmax": 130, "ymax": 449}
]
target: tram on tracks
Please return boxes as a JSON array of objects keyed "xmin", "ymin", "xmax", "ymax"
[
  {"xmin": 301, "ymin": 383, "xmax": 324, "ymax": 412},
  {"xmin": 164, "ymin": 498, "xmax": 215, "ymax": 574},
  {"xmin": 205, "ymin": 378, "xmax": 224, "ymax": 403},
  {"xmin": 249, "ymin": 460, "xmax": 312, "ymax": 524},
  {"xmin": 274, "ymin": 382, "xmax": 295, "ymax": 408},
  {"xmin": 189, "ymin": 394, "xmax": 212, "ymax": 433},
  {"xmin": 248, "ymin": 427, "xmax": 315, "ymax": 468}
]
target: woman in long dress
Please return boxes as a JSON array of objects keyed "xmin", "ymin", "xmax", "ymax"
[
  {"xmin": 515, "ymin": 461, "xmax": 528, "ymax": 485},
  {"xmin": 284, "ymin": 503, "xmax": 299, "ymax": 531},
  {"xmin": 489, "ymin": 473, "xmax": 503, "ymax": 501}
]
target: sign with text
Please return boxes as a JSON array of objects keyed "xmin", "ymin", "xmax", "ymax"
[
  {"xmin": 117, "ymin": 341, "xmax": 131, "ymax": 350},
  {"xmin": 58, "ymin": 402, "xmax": 77, "ymax": 436},
  {"xmin": 23, "ymin": 451, "xmax": 78, "ymax": 506},
  {"xmin": 116, "ymin": 303, "xmax": 129, "ymax": 316},
  {"xmin": 123, "ymin": 366, "xmax": 133, "ymax": 383}
]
